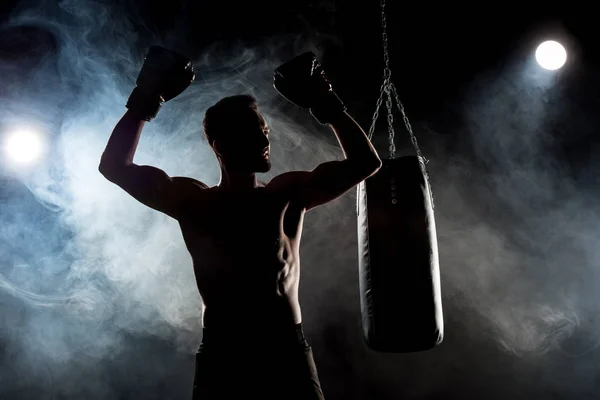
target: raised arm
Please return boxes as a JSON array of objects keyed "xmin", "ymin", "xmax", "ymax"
[
  {"xmin": 272, "ymin": 52, "xmax": 381, "ymax": 210},
  {"xmin": 299, "ymin": 111, "xmax": 380, "ymax": 210},
  {"xmin": 98, "ymin": 46, "xmax": 200, "ymax": 219},
  {"xmin": 99, "ymin": 111, "xmax": 202, "ymax": 219}
]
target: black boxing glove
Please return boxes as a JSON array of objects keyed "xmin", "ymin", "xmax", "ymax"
[
  {"xmin": 126, "ymin": 46, "xmax": 195, "ymax": 121},
  {"xmin": 273, "ymin": 52, "xmax": 346, "ymax": 125}
]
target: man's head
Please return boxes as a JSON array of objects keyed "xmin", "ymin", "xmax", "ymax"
[{"xmin": 203, "ymin": 94, "xmax": 271, "ymax": 173}]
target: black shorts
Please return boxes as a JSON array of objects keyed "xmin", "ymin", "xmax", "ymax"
[{"xmin": 192, "ymin": 324, "xmax": 325, "ymax": 399}]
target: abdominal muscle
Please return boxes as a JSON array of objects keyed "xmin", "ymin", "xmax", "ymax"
[{"xmin": 190, "ymin": 235, "xmax": 303, "ymax": 330}]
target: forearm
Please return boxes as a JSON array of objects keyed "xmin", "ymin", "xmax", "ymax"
[
  {"xmin": 99, "ymin": 110, "xmax": 146, "ymax": 170},
  {"xmin": 328, "ymin": 111, "xmax": 381, "ymax": 167}
]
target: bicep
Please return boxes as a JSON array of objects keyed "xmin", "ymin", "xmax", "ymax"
[
  {"xmin": 298, "ymin": 160, "xmax": 368, "ymax": 211},
  {"xmin": 103, "ymin": 164, "xmax": 185, "ymax": 219}
]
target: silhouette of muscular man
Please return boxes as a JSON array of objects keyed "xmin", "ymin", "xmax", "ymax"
[{"xmin": 99, "ymin": 47, "xmax": 381, "ymax": 399}]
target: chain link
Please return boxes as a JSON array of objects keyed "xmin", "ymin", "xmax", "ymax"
[{"xmin": 367, "ymin": 0, "xmax": 426, "ymax": 162}]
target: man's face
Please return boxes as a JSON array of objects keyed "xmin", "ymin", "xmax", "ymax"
[{"xmin": 216, "ymin": 108, "xmax": 271, "ymax": 173}]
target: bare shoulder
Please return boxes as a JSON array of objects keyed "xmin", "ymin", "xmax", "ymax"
[
  {"xmin": 268, "ymin": 171, "xmax": 309, "ymax": 186},
  {"xmin": 170, "ymin": 176, "xmax": 211, "ymax": 208},
  {"xmin": 266, "ymin": 171, "xmax": 312, "ymax": 208},
  {"xmin": 267, "ymin": 171, "xmax": 309, "ymax": 191},
  {"xmin": 172, "ymin": 176, "xmax": 210, "ymax": 191}
]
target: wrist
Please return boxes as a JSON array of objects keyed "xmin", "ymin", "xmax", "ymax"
[
  {"xmin": 310, "ymin": 91, "xmax": 347, "ymax": 125},
  {"xmin": 126, "ymin": 87, "xmax": 164, "ymax": 121}
]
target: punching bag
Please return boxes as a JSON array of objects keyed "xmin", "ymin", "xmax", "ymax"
[{"xmin": 357, "ymin": 155, "xmax": 443, "ymax": 353}]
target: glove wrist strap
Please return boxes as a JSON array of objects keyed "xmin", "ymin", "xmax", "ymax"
[
  {"xmin": 310, "ymin": 91, "xmax": 347, "ymax": 125},
  {"xmin": 126, "ymin": 87, "xmax": 164, "ymax": 121}
]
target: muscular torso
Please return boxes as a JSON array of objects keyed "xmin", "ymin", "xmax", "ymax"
[{"xmin": 176, "ymin": 178, "xmax": 305, "ymax": 330}]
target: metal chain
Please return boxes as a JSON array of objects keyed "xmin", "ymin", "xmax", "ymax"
[
  {"xmin": 367, "ymin": 0, "xmax": 391, "ymax": 148},
  {"xmin": 381, "ymin": 0, "xmax": 391, "ymax": 83},
  {"xmin": 367, "ymin": 0, "xmax": 426, "ymax": 162},
  {"xmin": 385, "ymin": 85, "xmax": 396, "ymax": 158},
  {"xmin": 367, "ymin": 81, "xmax": 385, "ymax": 141},
  {"xmin": 390, "ymin": 83, "xmax": 427, "ymax": 163}
]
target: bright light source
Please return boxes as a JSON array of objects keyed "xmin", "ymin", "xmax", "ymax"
[
  {"xmin": 3, "ymin": 128, "xmax": 44, "ymax": 165},
  {"xmin": 535, "ymin": 40, "xmax": 567, "ymax": 70}
]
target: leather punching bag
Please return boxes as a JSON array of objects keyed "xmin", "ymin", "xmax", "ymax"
[{"xmin": 357, "ymin": 155, "xmax": 443, "ymax": 353}]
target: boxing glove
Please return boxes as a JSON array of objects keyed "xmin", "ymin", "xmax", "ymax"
[
  {"xmin": 273, "ymin": 52, "xmax": 346, "ymax": 125},
  {"xmin": 126, "ymin": 46, "xmax": 195, "ymax": 121}
]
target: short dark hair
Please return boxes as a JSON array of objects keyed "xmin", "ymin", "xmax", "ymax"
[{"xmin": 203, "ymin": 94, "xmax": 258, "ymax": 146}]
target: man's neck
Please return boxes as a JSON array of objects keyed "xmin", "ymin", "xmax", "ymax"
[{"xmin": 217, "ymin": 168, "xmax": 262, "ymax": 192}]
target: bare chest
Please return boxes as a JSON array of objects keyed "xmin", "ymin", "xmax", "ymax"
[{"xmin": 177, "ymin": 189, "xmax": 304, "ymax": 259}]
